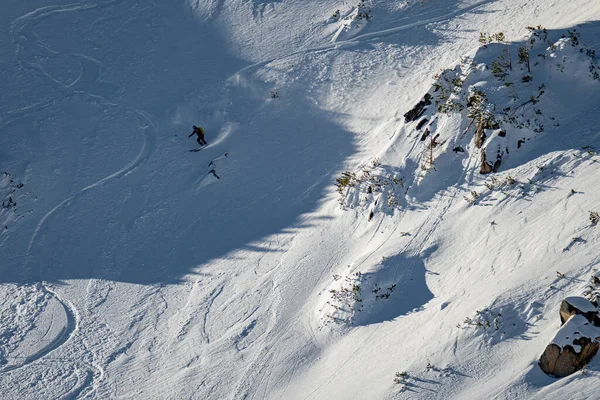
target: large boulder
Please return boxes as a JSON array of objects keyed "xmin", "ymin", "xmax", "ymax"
[
  {"xmin": 539, "ymin": 314, "xmax": 600, "ymax": 377},
  {"xmin": 559, "ymin": 296, "xmax": 600, "ymax": 326}
]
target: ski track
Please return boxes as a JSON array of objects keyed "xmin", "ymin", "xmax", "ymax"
[
  {"xmin": 231, "ymin": 0, "xmax": 496, "ymax": 80},
  {"xmin": 0, "ymin": 285, "xmax": 79, "ymax": 375},
  {"xmin": 61, "ymin": 367, "xmax": 94, "ymax": 400},
  {"xmin": 222, "ymin": 3, "xmax": 499, "ymax": 396},
  {"xmin": 201, "ymin": 284, "xmax": 225, "ymax": 344},
  {"xmin": 3, "ymin": 0, "xmax": 571, "ymax": 398},
  {"xmin": 296, "ymin": 118, "xmax": 480, "ymax": 399},
  {"xmin": 22, "ymin": 0, "xmax": 484, "ymax": 390},
  {"xmin": 221, "ymin": 5, "xmax": 494, "ymax": 392},
  {"xmin": 230, "ymin": 281, "xmax": 284, "ymax": 400},
  {"xmin": 1, "ymin": 0, "xmax": 157, "ymax": 393}
]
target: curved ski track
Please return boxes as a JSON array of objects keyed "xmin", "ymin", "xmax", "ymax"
[
  {"xmin": 228, "ymin": 2, "xmax": 496, "ymax": 398},
  {"xmin": 2, "ymin": 2, "xmax": 157, "ymax": 398},
  {"xmin": 2, "ymin": 0, "xmax": 495, "ymax": 398}
]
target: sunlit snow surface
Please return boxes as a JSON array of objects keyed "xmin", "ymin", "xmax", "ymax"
[{"xmin": 1, "ymin": 0, "xmax": 600, "ymax": 398}]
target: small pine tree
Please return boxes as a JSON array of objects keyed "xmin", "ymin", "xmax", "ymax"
[{"xmin": 518, "ymin": 45, "xmax": 531, "ymax": 73}]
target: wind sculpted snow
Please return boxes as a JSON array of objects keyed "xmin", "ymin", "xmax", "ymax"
[{"xmin": 2, "ymin": 0, "xmax": 600, "ymax": 399}]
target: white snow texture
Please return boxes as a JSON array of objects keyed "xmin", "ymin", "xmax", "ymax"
[{"xmin": 1, "ymin": 0, "xmax": 600, "ymax": 399}]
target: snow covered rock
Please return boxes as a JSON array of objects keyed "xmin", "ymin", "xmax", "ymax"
[
  {"xmin": 329, "ymin": 2, "xmax": 371, "ymax": 42},
  {"xmin": 559, "ymin": 296, "xmax": 600, "ymax": 326},
  {"xmin": 583, "ymin": 272, "xmax": 600, "ymax": 306},
  {"xmin": 539, "ymin": 315, "xmax": 600, "ymax": 377}
]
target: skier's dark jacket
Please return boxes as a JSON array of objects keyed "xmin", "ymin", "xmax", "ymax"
[{"xmin": 189, "ymin": 126, "xmax": 205, "ymax": 137}]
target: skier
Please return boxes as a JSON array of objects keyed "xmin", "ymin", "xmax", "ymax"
[{"xmin": 189, "ymin": 125, "xmax": 207, "ymax": 147}]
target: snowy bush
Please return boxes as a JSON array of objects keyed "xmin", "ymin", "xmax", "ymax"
[
  {"xmin": 329, "ymin": 0, "xmax": 373, "ymax": 41},
  {"xmin": 479, "ymin": 32, "xmax": 506, "ymax": 48},
  {"xmin": 335, "ymin": 160, "xmax": 404, "ymax": 212},
  {"xmin": 458, "ymin": 308, "xmax": 503, "ymax": 333},
  {"xmin": 583, "ymin": 271, "xmax": 600, "ymax": 304},
  {"xmin": 393, "ymin": 371, "xmax": 408, "ymax": 384},
  {"xmin": 518, "ymin": 45, "xmax": 531, "ymax": 73},
  {"xmin": 463, "ymin": 190, "xmax": 480, "ymax": 205},
  {"xmin": 0, "ymin": 171, "xmax": 26, "ymax": 229},
  {"xmin": 355, "ymin": 0, "xmax": 372, "ymax": 20},
  {"xmin": 491, "ymin": 47, "xmax": 513, "ymax": 80},
  {"xmin": 328, "ymin": 9, "xmax": 340, "ymax": 23},
  {"xmin": 322, "ymin": 272, "xmax": 364, "ymax": 325},
  {"xmin": 336, "ymin": 171, "xmax": 358, "ymax": 195},
  {"xmin": 406, "ymin": 25, "xmax": 600, "ymax": 183},
  {"xmin": 582, "ymin": 146, "xmax": 596, "ymax": 156},
  {"xmin": 590, "ymin": 211, "xmax": 600, "ymax": 225},
  {"xmin": 526, "ymin": 25, "xmax": 548, "ymax": 43},
  {"xmin": 521, "ymin": 74, "xmax": 533, "ymax": 82}
]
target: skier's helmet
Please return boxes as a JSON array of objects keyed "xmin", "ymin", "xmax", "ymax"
[{"xmin": 193, "ymin": 125, "xmax": 197, "ymax": 129}]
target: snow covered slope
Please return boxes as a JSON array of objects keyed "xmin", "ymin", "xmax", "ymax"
[{"xmin": 1, "ymin": 0, "xmax": 600, "ymax": 398}]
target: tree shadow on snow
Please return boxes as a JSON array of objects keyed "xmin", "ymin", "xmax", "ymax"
[{"xmin": 352, "ymin": 246, "xmax": 436, "ymax": 326}]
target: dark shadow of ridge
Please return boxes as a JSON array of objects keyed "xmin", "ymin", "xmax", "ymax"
[{"xmin": 1, "ymin": 0, "xmax": 359, "ymax": 285}]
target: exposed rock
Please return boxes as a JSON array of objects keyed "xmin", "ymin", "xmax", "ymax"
[
  {"xmin": 474, "ymin": 122, "xmax": 487, "ymax": 149},
  {"xmin": 560, "ymin": 296, "xmax": 600, "ymax": 326},
  {"xmin": 479, "ymin": 151, "xmax": 492, "ymax": 174},
  {"xmin": 420, "ymin": 128, "xmax": 430, "ymax": 141},
  {"xmin": 539, "ymin": 315, "xmax": 600, "ymax": 377},
  {"xmin": 479, "ymin": 141, "xmax": 506, "ymax": 174},
  {"xmin": 416, "ymin": 118, "xmax": 428, "ymax": 130},
  {"xmin": 492, "ymin": 146, "xmax": 504, "ymax": 173},
  {"xmin": 404, "ymin": 93, "xmax": 432, "ymax": 123},
  {"xmin": 453, "ymin": 146, "xmax": 465, "ymax": 153},
  {"xmin": 492, "ymin": 158, "xmax": 502, "ymax": 173}
]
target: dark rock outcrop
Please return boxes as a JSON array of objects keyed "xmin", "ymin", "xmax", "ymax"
[
  {"xmin": 492, "ymin": 146, "xmax": 503, "ymax": 173},
  {"xmin": 539, "ymin": 315, "xmax": 600, "ymax": 377},
  {"xmin": 480, "ymin": 151, "xmax": 492, "ymax": 174},
  {"xmin": 474, "ymin": 122, "xmax": 487, "ymax": 149},
  {"xmin": 560, "ymin": 297, "xmax": 600, "ymax": 326},
  {"xmin": 404, "ymin": 93, "xmax": 432, "ymax": 123}
]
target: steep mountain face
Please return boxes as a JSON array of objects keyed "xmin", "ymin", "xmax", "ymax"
[{"xmin": 1, "ymin": 0, "xmax": 600, "ymax": 399}]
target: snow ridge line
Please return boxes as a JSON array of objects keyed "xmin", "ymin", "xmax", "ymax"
[{"xmin": 230, "ymin": 0, "xmax": 496, "ymax": 79}]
